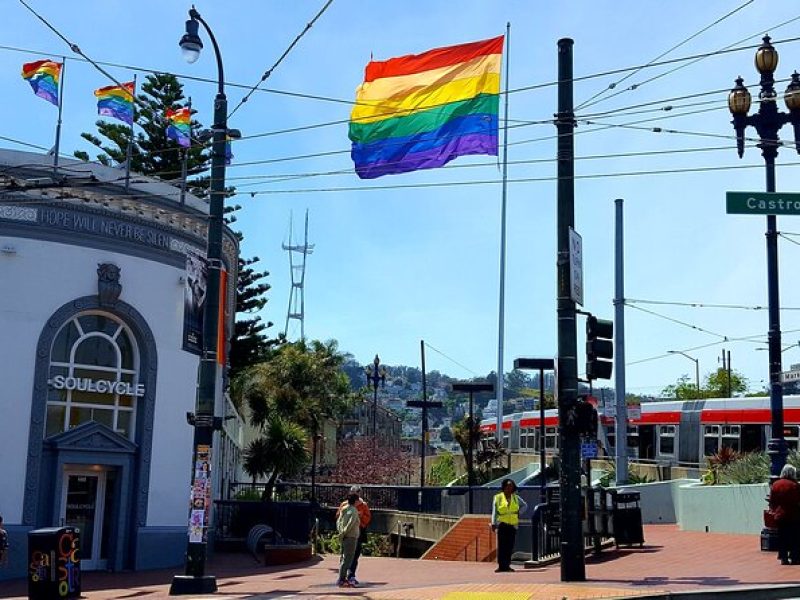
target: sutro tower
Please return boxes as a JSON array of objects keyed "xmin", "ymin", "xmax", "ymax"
[{"xmin": 282, "ymin": 210, "xmax": 314, "ymax": 340}]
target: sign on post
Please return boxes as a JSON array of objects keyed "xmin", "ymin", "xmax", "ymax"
[
  {"xmin": 569, "ymin": 227, "xmax": 583, "ymax": 306},
  {"xmin": 726, "ymin": 191, "xmax": 800, "ymax": 216},
  {"xmin": 781, "ymin": 370, "xmax": 800, "ymax": 384},
  {"xmin": 581, "ymin": 440, "xmax": 598, "ymax": 459}
]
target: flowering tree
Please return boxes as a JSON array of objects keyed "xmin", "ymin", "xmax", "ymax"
[{"xmin": 322, "ymin": 437, "xmax": 413, "ymax": 485}]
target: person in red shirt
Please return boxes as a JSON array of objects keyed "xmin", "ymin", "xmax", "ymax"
[
  {"xmin": 336, "ymin": 485, "xmax": 371, "ymax": 584},
  {"xmin": 770, "ymin": 464, "xmax": 800, "ymax": 565}
]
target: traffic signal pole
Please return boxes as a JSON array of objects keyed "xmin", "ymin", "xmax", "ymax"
[
  {"xmin": 555, "ymin": 37, "xmax": 586, "ymax": 582},
  {"xmin": 614, "ymin": 198, "xmax": 629, "ymax": 485}
]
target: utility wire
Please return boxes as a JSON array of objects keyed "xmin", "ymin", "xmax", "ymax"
[
  {"xmin": 228, "ymin": 0, "xmax": 335, "ymax": 118},
  {"xmin": 424, "ymin": 342, "xmax": 480, "ymax": 377},
  {"xmin": 626, "ymin": 298, "xmax": 800, "ymax": 311},
  {"xmin": 575, "ymin": 0, "xmax": 755, "ymax": 110},
  {"xmin": 625, "ymin": 303, "xmax": 730, "ymax": 340},
  {"xmin": 578, "ymin": 12, "xmax": 800, "ymax": 112}
]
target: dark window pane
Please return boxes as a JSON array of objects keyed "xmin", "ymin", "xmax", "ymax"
[
  {"xmin": 52, "ymin": 320, "xmax": 80, "ymax": 362},
  {"xmin": 704, "ymin": 437, "xmax": 718, "ymax": 456},
  {"xmin": 116, "ymin": 411, "xmax": 132, "ymax": 438},
  {"xmin": 117, "ymin": 330, "xmax": 135, "ymax": 369},
  {"xmin": 78, "ymin": 315, "xmax": 120, "ymax": 338},
  {"xmin": 660, "ymin": 438, "xmax": 674, "ymax": 455},
  {"xmin": 74, "ymin": 337, "xmax": 118, "ymax": 368},
  {"xmin": 69, "ymin": 406, "xmax": 92, "ymax": 429},
  {"xmin": 46, "ymin": 405, "xmax": 66, "ymax": 437}
]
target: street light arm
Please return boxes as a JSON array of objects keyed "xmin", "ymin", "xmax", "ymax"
[{"xmin": 190, "ymin": 8, "xmax": 225, "ymax": 97}]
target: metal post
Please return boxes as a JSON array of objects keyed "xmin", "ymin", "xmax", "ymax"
[
  {"xmin": 614, "ymin": 198, "xmax": 628, "ymax": 485},
  {"xmin": 373, "ymin": 383, "xmax": 378, "ymax": 437},
  {"xmin": 695, "ymin": 358, "xmax": 700, "ymax": 397},
  {"xmin": 496, "ymin": 22, "xmax": 511, "ymax": 444},
  {"xmin": 311, "ymin": 432, "xmax": 318, "ymax": 503},
  {"xmin": 468, "ymin": 390, "xmax": 474, "ymax": 514},
  {"xmin": 124, "ymin": 74, "xmax": 137, "ymax": 193},
  {"xmin": 421, "ymin": 340, "xmax": 428, "ymax": 487},
  {"xmin": 171, "ymin": 9, "xmax": 226, "ymax": 595},
  {"xmin": 539, "ymin": 368, "xmax": 546, "ymax": 505},
  {"xmin": 53, "ymin": 56, "xmax": 65, "ymax": 174},
  {"xmin": 555, "ymin": 37, "xmax": 585, "ymax": 582},
  {"xmin": 727, "ymin": 349, "xmax": 732, "ymax": 397},
  {"xmin": 765, "ymin": 155, "xmax": 787, "ymax": 477}
]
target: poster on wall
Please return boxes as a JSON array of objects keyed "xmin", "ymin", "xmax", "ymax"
[{"xmin": 182, "ymin": 251, "xmax": 207, "ymax": 355}]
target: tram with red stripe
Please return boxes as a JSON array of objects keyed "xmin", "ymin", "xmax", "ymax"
[{"xmin": 479, "ymin": 395, "xmax": 800, "ymax": 465}]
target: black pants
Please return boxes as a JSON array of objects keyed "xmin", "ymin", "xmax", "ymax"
[
  {"xmin": 778, "ymin": 523, "xmax": 800, "ymax": 563},
  {"xmin": 348, "ymin": 528, "xmax": 366, "ymax": 577},
  {"xmin": 496, "ymin": 523, "xmax": 516, "ymax": 570}
]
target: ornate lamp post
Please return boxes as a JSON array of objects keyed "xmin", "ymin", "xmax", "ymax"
[
  {"xmin": 365, "ymin": 355, "xmax": 387, "ymax": 437},
  {"xmin": 728, "ymin": 35, "xmax": 800, "ymax": 482}
]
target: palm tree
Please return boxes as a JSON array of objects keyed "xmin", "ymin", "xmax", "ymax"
[{"xmin": 243, "ymin": 417, "xmax": 310, "ymax": 500}]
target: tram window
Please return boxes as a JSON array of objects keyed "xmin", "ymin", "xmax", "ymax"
[
  {"xmin": 704, "ymin": 425, "xmax": 720, "ymax": 456},
  {"xmin": 659, "ymin": 425, "xmax": 676, "ymax": 456},
  {"xmin": 627, "ymin": 426, "xmax": 639, "ymax": 449},
  {"xmin": 722, "ymin": 425, "xmax": 741, "ymax": 452},
  {"xmin": 503, "ymin": 430, "xmax": 510, "ymax": 447},
  {"xmin": 785, "ymin": 426, "xmax": 800, "ymax": 452},
  {"xmin": 606, "ymin": 424, "xmax": 616, "ymax": 451},
  {"xmin": 545, "ymin": 426, "xmax": 558, "ymax": 450},
  {"xmin": 521, "ymin": 427, "xmax": 534, "ymax": 451}
]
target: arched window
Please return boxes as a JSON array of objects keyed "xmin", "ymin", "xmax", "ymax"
[{"xmin": 45, "ymin": 312, "xmax": 140, "ymax": 439}]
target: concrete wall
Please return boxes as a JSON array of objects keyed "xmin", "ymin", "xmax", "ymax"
[
  {"xmin": 318, "ymin": 507, "xmax": 457, "ymax": 543},
  {"xmin": 618, "ymin": 479, "xmax": 694, "ymax": 525},
  {"xmin": 677, "ymin": 482, "xmax": 769, "ymax": 535}
]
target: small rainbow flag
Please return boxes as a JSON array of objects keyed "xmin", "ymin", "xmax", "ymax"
[
  {"xmin": 166, "ymin": 107, "xmax": 191, "ymax": 148},
  {"xmin": 95, "ymin": 82, "xmax": 135, "ymax": 125},
  {"xmin": 349, "ymin": 36, "xmax": 503, "ymax": 179},
  {"xmin": 21, "ymin": 59, "xmax": 62, "ymax": 106}
]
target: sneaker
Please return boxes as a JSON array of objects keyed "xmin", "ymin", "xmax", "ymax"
[
  {"xmin": 337, "ymin": 580, "xmax": 353, "ymax": 588},
  {"xmin": 348, "ymin": 577, "xmax": 359, "ymax": 587}
]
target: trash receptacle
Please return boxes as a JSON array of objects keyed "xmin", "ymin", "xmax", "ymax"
[
  {"xmin": 27, "ymin": 526, "xmax": 80, "ymax": 600},
  {"xmin": 610, "ymin": 490, "xmax": 644, "ymax": 547}
]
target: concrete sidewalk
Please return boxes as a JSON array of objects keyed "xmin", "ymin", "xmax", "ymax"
[{"xmin": 2, "ymin": 526, "xmax": 800, "ymax": 599}]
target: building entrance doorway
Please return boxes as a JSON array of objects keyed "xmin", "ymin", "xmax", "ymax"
[{"xmin": 61, "ymin": 468, "xmax": 113, "ymax": 571}]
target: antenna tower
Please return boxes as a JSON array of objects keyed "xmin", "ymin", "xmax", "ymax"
[{"xmin": 283, "ymin": 210, "xmax": 314, "ymax": 340}]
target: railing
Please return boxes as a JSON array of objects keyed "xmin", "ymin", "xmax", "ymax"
[
  {"xmin": 214, "ymin": 499, "xmax": 313, "ymax": 544},
  {"xmin": 462, "ymin": 529, "xmax": 494, "ymax": 562}
]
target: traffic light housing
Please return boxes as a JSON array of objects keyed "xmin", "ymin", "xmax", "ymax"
[
  {"xmin": 574, "ymin": 396, "xmax": 599, "ymax": 438},
  {"xmin": 586, "ymin": 315, "xmax": 613, "ymax": 380}
]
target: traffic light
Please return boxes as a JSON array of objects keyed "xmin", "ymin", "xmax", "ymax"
[
  {"xmin": 574, "ymin": 396, "xmax": 599, "ymax": 438},
  {"xmin": 586, "ymin": 315, "xmax": 613, "ymax": 380}
]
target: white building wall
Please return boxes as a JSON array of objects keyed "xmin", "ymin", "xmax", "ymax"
[{"xmin": 0, "ymin": 236, "xmax": 197, "ymax": 527}]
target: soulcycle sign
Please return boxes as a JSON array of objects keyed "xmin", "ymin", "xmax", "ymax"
[{"xmin": 48, "ymin": 375, "xmax": 145, "ymax": 397}]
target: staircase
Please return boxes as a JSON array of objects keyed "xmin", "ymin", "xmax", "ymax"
[{"xmin": 421, "ymin": 515, "xmax": 495, "ymax": 562}]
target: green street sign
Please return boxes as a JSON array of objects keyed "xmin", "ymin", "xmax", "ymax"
[{"xmin": 726, "ymin": 191, "xmax": 800, "ymax": 215}]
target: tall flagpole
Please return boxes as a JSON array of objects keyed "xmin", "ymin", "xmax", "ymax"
[
  {"xmin": 125, "ymin": 74, "xmax": 137, "ymax": 193},
  {"xmin": 53, "ymin": 56, "xmax": 65, "ymax": 174},
  {"xmin": 180, "ymin": 96, "xmax": 192, "ymax": 205},
  {"xmin": 495, "ymin": 22, "xmax": 511, "ymax": 444}
]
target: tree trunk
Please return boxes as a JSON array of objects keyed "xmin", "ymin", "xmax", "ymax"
[{"xmin": 263, "ymin": 470, "xmax": 280, "ymax": 502}]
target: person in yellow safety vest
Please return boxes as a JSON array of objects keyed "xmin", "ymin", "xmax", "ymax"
[{"xmin": 491, "ymin": 478, "xmax": 528, "ymax": 572}]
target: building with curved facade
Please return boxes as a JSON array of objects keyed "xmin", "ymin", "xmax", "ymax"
[{"xmin": 0, "ymin": 149, "xmax": 240, "ymax": 579}]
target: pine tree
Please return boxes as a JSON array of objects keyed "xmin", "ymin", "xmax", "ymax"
[{"xmin": 75, "ymin": 73, "xmax": 277, "ymax": 375}]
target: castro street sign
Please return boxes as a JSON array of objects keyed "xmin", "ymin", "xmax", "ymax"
[
  {"xmin": 726, "ymin": 191, "xmax": 800, "ymax": 216},
  {"xmin": 48, "ymin": 375, "xmax": 145, "ymax": 397}
]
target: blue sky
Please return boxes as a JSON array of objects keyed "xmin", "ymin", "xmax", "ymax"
[{"xmin": 4, "ymin": 1, "xmax": 800, "ymax": 395}]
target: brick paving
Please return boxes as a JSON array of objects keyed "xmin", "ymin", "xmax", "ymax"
[{"xmin": 2, "ymin": 526, "xmax": 800, "ymax": 599}]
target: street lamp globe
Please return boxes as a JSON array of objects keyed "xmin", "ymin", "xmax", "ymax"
[
  {"xmin": 179, "ymin": 18, "xmax": 203, "ymax": 64},
  {"xmin": 755, "ymin": 34, "xmax": 779, "ymax": 75},
  {"xmin": 728, "ymin": 77, "xmax": 752, "ymax": 115},
  {"xmin": 785, "ymin": 72, "xmax": 800, "ymax": 111}
]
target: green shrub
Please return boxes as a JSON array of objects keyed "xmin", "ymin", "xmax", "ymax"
[
  {"xmin": 316, "ymin": 532, "xmax": 393, "ymax": 557},
  {"xmin": 598, "ymin": 464, "xmax": 652, "ymax": 487},
  {"xmin": 716, "ymin": 452, "xmax": 769, "ymax": 484}
]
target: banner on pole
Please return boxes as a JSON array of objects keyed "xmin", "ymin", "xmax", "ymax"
[{"xmin": 182, "ymin": 250, "xmax": 207, "ymax": 355}]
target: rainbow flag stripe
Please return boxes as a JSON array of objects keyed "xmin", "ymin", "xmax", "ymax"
[
  {"xmin": 349, "ymin": 35, "xmax": 503, "ymax": 179},
  {"xmin": 166, "ymin": 107, "xmax": 191, "ymax": 148},
  {"xmin": 95, "ymin": 82, "xmax": 135, "ymax": 125},
  {"xmin": 21, "ymin": 60, "xmax": 62, "ymax": 106}
]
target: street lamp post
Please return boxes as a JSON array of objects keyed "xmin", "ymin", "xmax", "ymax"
[
  {"xmin": 170, "ymin": 7, "xmax": 239, "ymax": 595},
  {"xmin": 668, "ymin": 350, "xmax": 700, "ymax": 398},
  {"xmin": 365, "ymin": 355, "xmax": 387, "ymax": 437},
  {"xmin": 452, "ymin": 382, "xmax": 494, "ymax": 515},
  {"xmin": 728, "ymin": 35, "xmax": 800, "ymax": 479}
]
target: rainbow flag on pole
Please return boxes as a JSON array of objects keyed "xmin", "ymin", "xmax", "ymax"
[
  {"xmin": 21, "ymin": 59, "xmax": 62, "ymax": 106},
  {"xmin": 166, "ymin": 107, "xmax": 191, "ymax": 148},
  {"xmin": 95, "ymin": 82, "xmax": 135, "ymax": 125},
  {"xmin": 349, "ymin": 35, "xmax": 503, "ymax": 179}
]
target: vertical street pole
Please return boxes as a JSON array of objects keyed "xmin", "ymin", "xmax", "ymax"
[
  {"xmin": 124, "ymin": 74, "xmax": 137, "ymax": 193},
  {"xmin": 727, "ymin": 349, "xmax": 732, "ymax": 397},
  {"xmin": 765, "ymin": 154, "xmax": 786, "ymax": 477},
  {"xmin": 373, "ymin": 384, "xmax": 378, "ymax": 437},
  {"xmin": 421, "ymin": 340, "xmax": 428, "ymax": 487},
  {"xmin": 555, "ymin": 37, "xmax": 585, "ymax": 582},
  {"xmin": 171, "ymin": 10, "xmax": 227, "ymax": 594},
  {"xmin": 468, "ymin": 390, "xmax": 475, "ymax": 514},
  {"xmin": 53, "ymin": 57, "xmax": 66, "ymax": 174},
  {"xmin": 695, "ymin": 358, "xmax": 700, "ymax": 397},
  {"xmin": 539, "ymin": 368, "xmax": 546, "ymax": 505},
  {"xmin": 614, "ymin": 198, "xmax": 628, "ymax": 485},
  {"xmin": 496, "ymin": 22, "xmax": 511, "ymax": 444}
]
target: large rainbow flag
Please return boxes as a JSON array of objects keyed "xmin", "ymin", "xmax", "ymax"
[
  {"xmin": 166, "ymin": 107, "xmax": 191, "ymax": 148},
  {"xmin": 21, "ymin": 59, "xmax": 62, "ymax": 106},
  {"xmin": 95, "ymin": 82, "xmax": 135, "ymax": 125},
  {"xmin": 349, "ymin": 35, "xmax": 503, "ymax": 179}
]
